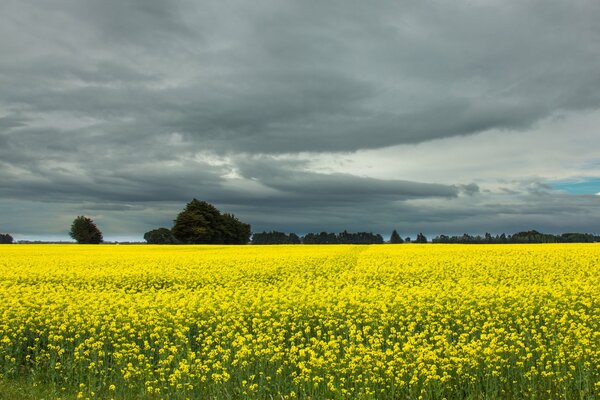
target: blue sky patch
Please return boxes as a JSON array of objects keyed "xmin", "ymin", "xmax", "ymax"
[{"xmin": 551, "ymin": 178, "xmax": 600, "ymax": 195}]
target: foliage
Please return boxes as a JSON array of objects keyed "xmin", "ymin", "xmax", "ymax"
[
  {"xmin": 560, "ymin": 232, "xmax": 598, "ymax": 242},
  {"xmin": 432, "ymin": 230, "xmax": 599, "ymax": 244},
  {"xmin": 511, "ymin": 230, "xmax": 559, "ymax": 243},
  {"xmin": 220, "ymin": 213, "xmax": 252, "ymax": 244},
  {"xmin": 69, "ymin": 216, "xmax": 103, "ymax": 244},
  {"xmin": 0, "ymin": 377, "xmax": 77, "ymax": 400},
  {"xmin": 414, "ymin": 232, "xmax": 427, "ymax": 243},
  {"xmin": 143, "ymin": 228, "xmax": 179, "ymax": 244},
  {"xmin": 252, "ymin": 231, "xmax": 301, "ymax": 244},
  {"xmin": 337, "ymin": 230, "xmax": 384, "ymax": 244},
  {"xmin": 0, "ymin": 244, "xmax": 598, "ymax": 399},
  {"xmin": 302, "ymin": 231, "xmax": 339, "ymax": 244},
  {"xmin": 389, "ymin": 230, "xmax": 403, "ymax": 244},
  {"xmin": 0, "ymin": 233, "xmax": 13, "ymax": 244},
  {"xmin": 171, "ymin": 199, "xmax": 251, "ymax": 244},
  {"xmin": 302, "ymin": 231, "xmax": 384, "ymax": 244}
]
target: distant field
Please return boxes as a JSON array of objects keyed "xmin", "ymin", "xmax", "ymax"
[{"xmin": 0, "ymin": 244, "xmax": 598, "ymax": 399}]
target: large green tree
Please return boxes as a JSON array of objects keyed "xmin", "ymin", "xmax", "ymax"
[
  {"xmin": 220, "ymin": 213, "xmax": 252, "ymax": 244},
  {"xmin": 69, "ymin": 216, "xmax": 103, "ymax": 244},
  {"xmin": 172, "ymin": 199, "xmax": 251, "ymax": 244}
]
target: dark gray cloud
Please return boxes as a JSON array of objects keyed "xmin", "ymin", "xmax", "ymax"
[
  {"xmin": 2, "ymin": 0, "xmax": 600, "ymax": 152},
  {"xmin": 1, "ymin": 0, "xmax": 599, "ymax": 239},
  {"xmin": 232, "ymin": 157, "xmax": 464, "ymax": 205}
]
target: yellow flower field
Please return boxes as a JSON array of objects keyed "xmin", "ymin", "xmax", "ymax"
[{"xmin": 0, "ymin": 244, "xmax": 598, "ymax": 399}]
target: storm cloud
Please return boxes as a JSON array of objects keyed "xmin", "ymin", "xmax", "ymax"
[{"xmin": 1, "ymin": 0, "xmax": 599, "ymax": 240}]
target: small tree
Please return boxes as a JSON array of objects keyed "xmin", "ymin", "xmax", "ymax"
[
  {"xmin": 415, "ymin": 232, "xmax": 427, "ymax": 243},
  {"xmin": 144, "ymin": 228, "xmax": 178, "ymax": 244},
  {"xmin": 70, "ymin": 216, "xmax": 103, "ymax": 244},
  {"xmin": 390, "ymin": 230, "xmax": 403, "ymax": 244},
  {"xmin": 0, "ymin": 233, "xmax": 13, "ymax": 244},
  {"xmin": 289, "ymin": 233, "xmax": 301, "ymax": 244}
]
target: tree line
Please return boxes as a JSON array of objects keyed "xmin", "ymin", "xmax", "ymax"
[
  {"xmin": 2, "ymin": 199, "xmax": 598, "ymax": 244},
  {"xmin": 249, "ymin": 230, "xmax": 600, "ymax": 245},
  {"xmin": 431, "ymin": 230, "xmax": 599, "ymax": 244},
  {"xmin": 252, "ymin": 231, "xmax": 384, "ymax": 245}
]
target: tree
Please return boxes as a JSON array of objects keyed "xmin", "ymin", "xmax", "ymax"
[
  {"xmin": 70, "ymin": 216, "xmax": 103, "ymax": 244},
  {"xmin": 302, "ymin": 232, "xmax": 338, "ymax": 244},
  {"xmin": 0, "ymin": 233, "xmax": 13, "ymax": 244},
  {"xmin": 288, "ymin": 233, "xmax": 301, "ymax": 244},
  {"xmin": 390, "ymin": 230, "xmax": 403, "ymax": 244},
  {"xmin": 144, "ymin": 228, "xmax": 179, "ymax": 244},
  {"xmin": 220, "ymin": 213, "xmax": 251, "ymax": 244},
  {"xmin": 302, "ymin": 231, "xmax": 383, "ymax": 244},
  {"xmin": 560, "ymin": 233, "xmax": 595, "ymax": 243},
  {"xmin": 415, "ymin": 232, "xmax": 427, "ymax": 243},
  {"xmin": 251, "ymin": 231, "xmax": 301, "ymax": 244},
  {"xmin": 172, "ymin": 200, "xmax": 221, "ymax": 244},
  {"xmin": 172, "ymin": 199, "xmax": 251, "ymax": 244}
]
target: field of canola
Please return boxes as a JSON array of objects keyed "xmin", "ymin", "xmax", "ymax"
[{"xmin": 0, "ymin": 244, "xmax": 599, "ymax": 399}]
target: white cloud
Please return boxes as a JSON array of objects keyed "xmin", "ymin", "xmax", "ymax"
[{"xmin": 302, "ymin": 109, "xmax": 600, "ymax": 192}]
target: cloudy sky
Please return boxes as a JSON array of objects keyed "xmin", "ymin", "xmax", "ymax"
[{"xmin": 1, "ymin": 0, "xmax": 599, "ymax": 241}]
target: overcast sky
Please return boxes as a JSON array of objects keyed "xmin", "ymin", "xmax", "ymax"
[{"xmin": 1, "ymin": 0, "xmax": 599, "ymax": 241}]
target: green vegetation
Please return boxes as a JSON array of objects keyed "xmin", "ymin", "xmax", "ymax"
[
  {"xmin": 0, "ymin": 233, "xmax": 13, "ymax": 244},
  {"xmin": 389, "ymin": 229, "xmax": 403, "ymax": 244},
  {"xmin": 143, "ymin": 199, "xmax": 251, "ymax": 245},
  {"xmin": 251, "ymin": 231, "xmax": 301, "ymax": 244},
  {"xmin": 143, "ymin": 228, "xmax": 179, "ymax": 244},
  {"xmin": 432, "ymin": 230, "xmax": 599, "ymax": 244},
  {"xmin": 0, "ymin": 378, "xmax": 76, "ymax": 400},
  {"xmin": 69, "ymin": 216, "xmax": 103, "ymax": 244},
  {"xmin": 414, "ymin": 232, "xmax": 428, "ymax": 243},
  {"xmin": 302, "ymin": 230, "xmax": 384, "ymax": 244}
]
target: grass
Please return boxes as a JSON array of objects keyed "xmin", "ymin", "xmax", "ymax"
[{"xmin": 0, "ymin": 378, "xmax": 66, "ymax": 400}]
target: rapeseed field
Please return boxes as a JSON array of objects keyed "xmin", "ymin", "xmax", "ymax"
[{"xmin": 0, "ymin": 244, "xmax": 598, "ymax": 399}]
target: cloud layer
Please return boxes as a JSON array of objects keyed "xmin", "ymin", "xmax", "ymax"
[{"xmin": 1, "ymin": 0, "xmax": 599, "ymax": 240}]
